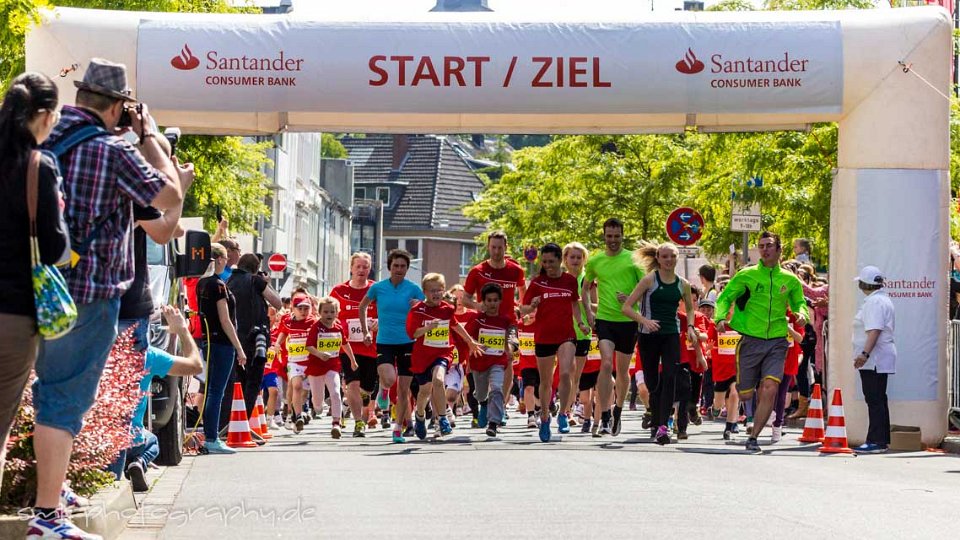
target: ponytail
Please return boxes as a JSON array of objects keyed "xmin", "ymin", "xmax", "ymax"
[{"xmin": 633, "ymin": 241, "xmax": 660, "ymax": 274}]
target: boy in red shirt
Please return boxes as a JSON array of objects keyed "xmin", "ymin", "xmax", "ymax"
[
  {"xmin": 676, "ymin": 309, "xmax": 708, "ymax": 439},
  {"xmin": 406, "ymin": 273, "xmax": 479, "ymax": 440},
  {"xmin": 306, "ymin": 297, "xmax": 358, "ymax": 439},
  {"xmin": 578, "ymin": 336, "xmax": 602, "ymax": 435},
  {"xmin": 272, "ymin": 294, "xmax": 316, "ymax": 433},
  {"xmin": 465, "ymin": 283, "xmax": 513, "ymax": 437},
  {"xmin": 709, "ymin": 305, "xmax": 741, "ymax": 440}
]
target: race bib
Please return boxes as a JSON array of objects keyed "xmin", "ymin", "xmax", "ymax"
[
  {"xmin": 287, "ymin": 338, "xmax": 308, "ymax": 361},
  {"xmin": 347, "ymin": 318, "xmax": 375, "ymax": 342},
  {"xmin": 265, "ymin": 348, "xmax": 276, "ymax": 369},
  {"xmin": 718, "ymin": 333, "xmax": 741, "ymax": 356},
  {"xmin": 518, "ymin": 331, "xmax": 535, "ymax": 356},
  {"xmin": 452, "ymin": 347, "xmax": 460, "ymax": 364},
  {"xmin": 478, "ymin": 328, "xmax": 506, "ymax": 356},
  {"xmin": 424, "ymin": 320, "xmax": 450, "ymax": 348},
  {"xmin": 685, "ymin": 336, "xmax": 696, "ymax": 351},
  {"xmin": 587, "ymin": 337, "xmax": 601, "ymax": 360},
  {"xmin": 315, "ymin": 332, "xmax": 342, "ymax": 355},
  {"xmin": 787, "ymin": 333, "xmax": 795, "ymax": 345}
]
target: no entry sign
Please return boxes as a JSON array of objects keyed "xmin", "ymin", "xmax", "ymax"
[
  {"xmin": 666, "ymin": 207, "xmax": 704, "ymax": 247},
  {"xmin": 267, "ymin": 253, "xmax": 287, "ymax": 273}
]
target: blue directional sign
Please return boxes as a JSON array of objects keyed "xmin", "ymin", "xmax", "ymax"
[{"xmin": 666, "ymin": 207, "xmax": 704, "ymax": 247}]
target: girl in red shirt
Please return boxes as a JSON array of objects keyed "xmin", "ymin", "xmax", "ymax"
[
  {"xmin": 305, "ymin": 297, "xmax": 357, "ymax": 440},
  {"xmin": 272, "ymin": 294, "xmax": 316, "ymax": 433},
  {"xmin": 771, "ymin": 310, "xmax": 805, "ymax": 443},
  {"xmin": 405, "ymin": 273, "xmax": 479, "ymax": 440},
  {"xmin": 517, "ymin": 312, "xmax": 540, "ymax": 429},
  {"xmin": 709, "ymin": 306, "xmax": 741, "ymax": 440},
  {"xmin": 521, "ymin": 243, "xmax": 588, "ymax": 442}
]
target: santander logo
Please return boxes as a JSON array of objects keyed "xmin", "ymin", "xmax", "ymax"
[
  {"xmin": 171, "ymin": 44, "xmax": 200, "ymax": 71},
  {"xmin": 675, "ymin": 48, "xmax": 705, "ymax": 75}
]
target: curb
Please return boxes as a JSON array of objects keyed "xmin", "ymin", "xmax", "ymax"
[
  {"xmin": 0, "ymin": 481, "xmax": 136, "ymax": 540},
  {"xmin": 942, "ymin": 436, "xmax": 960, "ymax": 455}
]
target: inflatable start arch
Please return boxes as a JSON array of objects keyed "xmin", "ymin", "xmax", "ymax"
[{"xmin": 27, "ymin": 5, "xmax": 952, "ymax": 444}]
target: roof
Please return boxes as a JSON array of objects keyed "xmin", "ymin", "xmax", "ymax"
[{"xmin": 342, "ymin": 135, "xmax": 486, "ymax": 235}]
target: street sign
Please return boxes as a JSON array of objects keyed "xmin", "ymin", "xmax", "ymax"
[
  {"xmin": 524, "ymin": 246, "xmax": 539, "ymax": 262},
  {"xmin": 267, "ymin": 253, "xmax": 287, "ymax": 273},
  {"xmin": 731, "ymin": 202, "xmax": 761, "ymax": 232},
  {"xmin": 665, "ymin": 207, "xmax": 704, "ymax": 246},
  {"xmin": 678, "ymin": 246, "xmax": 699, "ymax": 258}
]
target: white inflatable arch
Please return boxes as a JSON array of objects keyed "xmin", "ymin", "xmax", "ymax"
[{"xmin": 27, "ymin": 5, "xmax": 951, "ymax": 445}]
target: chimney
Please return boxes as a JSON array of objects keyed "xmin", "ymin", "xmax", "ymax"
[
  {"xmin": 431, "ymin": 0, "xmax": 492, "ymax": 12},
  {"xmin": 391, "ymin": 135, "xmax": 409, "ymax": 171}
]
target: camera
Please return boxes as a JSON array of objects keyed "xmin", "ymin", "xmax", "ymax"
[
  {"xmin": 117, "ymin": 103, "xmax": 143, "ymax": 129},
  {"xmin": 164, "ymin": 127, "xmax": 181, "ymax": 156},
  {"xmin": 251, "ymin": 325, "xmax": 270, "ymax": 362}
]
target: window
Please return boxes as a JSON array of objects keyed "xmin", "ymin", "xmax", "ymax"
[
  {"xmin": 406, "ymin": 239, "xmax": 419, "ymax": 260},
  {"xmin": 460, "ymin": 243, "xmax": 478, "ymax": 277},
  {"xmin": 354, "ymin": 187, "xmax": 367, "ymax": 200},
  {"xmin": 385, "ymin": 238, "xmax": 419, "ymax": 261},
  {"xmin": 376, "ymin": 186, "xmax": 390, "ymax": 205},
  {"xmin": 385, "ymin": 239, "xmax": 399, "ymax": 253}
]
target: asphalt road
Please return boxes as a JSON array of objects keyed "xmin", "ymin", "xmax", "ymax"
[{"xmin": 119, "ymin": 408, "xmax": 960, "ymax": 539}]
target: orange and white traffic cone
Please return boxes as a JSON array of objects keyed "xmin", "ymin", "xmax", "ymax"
[
  {"xmin": 798, "ymin": 383, "xmax": 825, "ymax": 444},
  {"xmin": 226, "ymin": 382, "xmax": 258, "ymax": 449},
  {"xmin": 819, "ymin": 388, "xmax": 854, "ymax": 454},
  {"xmin": 254, "ymin": 394, "xmax": 273, "ymax": 439}
]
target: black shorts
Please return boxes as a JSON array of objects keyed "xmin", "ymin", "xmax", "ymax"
[
  {"xmin": 596, "ymin": 320, "xmax": 638, "ymax": 354},
  {"xmin": 377, "ymin": 343, "xmax": 413, "ymax": 377},
  {"xmin": 574, "ymin": 339, "xmax": 591, "ymax": 357},
  {"xmin": 521, "ymin": 368, "xmax": 541, "ymax": 389},
  {"xmin": 414, "ymin": 358, "xmax": 449, "ymax": 386},
  {"xmin": 579, "ymin": 371, "xmax": 599, "ymax": 391},
  {"xmin": 714, "ymin": 376, "xmax": 736, "ymax": 393},
  {"xmin": 535, "ymin": 340, "xmax": 574, "ymax": 358},
  {"xmin": 343, "ymin": 354, "xmax": 378, "ymax": 393}
]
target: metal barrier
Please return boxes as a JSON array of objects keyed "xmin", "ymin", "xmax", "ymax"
[{"xmin": 950, "ymin": 321, "xmax": 960, "ymax": 410}]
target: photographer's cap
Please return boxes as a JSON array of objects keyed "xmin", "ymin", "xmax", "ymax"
[
  {"xmin": 855, "ymin": 265, "xmax": 884, "ymax": 285},
  {"xmin": 74, "ymin": 58, "xmax": 136, "ymax": 102},
  {"xmin": 698, "ymin": 299, "xmax": 716, "ymax": 308}
]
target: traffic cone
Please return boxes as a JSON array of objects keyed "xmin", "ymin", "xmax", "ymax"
[
  {"xmin": 226, "ymin": 383, "xmax": 258, "ymax": 448},
  {"xmin": 798, "ymin": 383, "xmax": 825, "ymax": 443},
  {"xmin": 254, "ymin": 394, "xmax": 273, "ymax": 439},
  {"xmin": 820, "ymin": 388, "xmax": 854, "ymax": 454}
]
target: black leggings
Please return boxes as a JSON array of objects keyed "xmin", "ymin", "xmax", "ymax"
[
  {"xmin": 639, "ymin": 333, "xmax": 681, "ymax": 428},
  {"xmin": 467, "ymin": 372, "xmax": 480, "ymax": 420},
  {"xmin": 797, "ymin": 349, "xmax": 814, "ymax": 398}
]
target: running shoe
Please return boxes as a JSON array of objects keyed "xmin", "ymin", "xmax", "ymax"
[
  {"xmin": 471, "ymin": 417, "xmax": 480, "ymax": 429},
  {"xmin": 612, "ymin": 406, "xmax": 623, "ymax": 436},
  {"xmin": 598, "ymin": 419, "xmax": 612, "ymax": 436},
  {"xmin": 527, "ymin": 414, "xmax": 538, "ymax": 429},
  {"xmin": 428, "ymin": 417, "xmax": 438, "ymax": 431},
  {"xmin": 745, "ymin": 438, "xmax": 763, "ymax": 454},
  {"xmin": 439, "ymin": 417, "xmax": 453, "ymax": 436},
  {"xmin": 302, "ymin": 412, "xmax": 311, "ymax": 425},
  {"xmin": 677, "ymin": 431, "xmax": 689, "ymax": 440},
  {"xmin": 655, "ymin": 425, "xmax": 671, "ymax": 445},
  {"xmin": 284, "ymin": 415, "xmax": 295, "ymax": 431},
  {"xmin": 689, "ymin": 407, "xmax": 702, "ymax": 426},
  {"xmin": 203, "ymin": 440, "xmax": 236, "ymax": 454},
  {"xmin": 353, "ymin": 421, "xmax": 366, "ymax": 438},
  {"xmin": 730, "ymin": 423, "xmax": 740, "ymax": 434},
  {"xmin": 380, "ymin": 412, "xmax": 391, "ymax": 429},
  {"xmin": 723, "ymin": 429, "xmax": 733, "ymax": 441},
  {"xmin": 447, "ymin": 409, "xmax": 457, "ymax": 429},
  {"xmin": 60, "ymin": 483, "xmax": 90, "ymax": 509},
  {"xmin": 294, "ymin": 415, "xmax": 304, "ymax": 434},
  {"xmin": 591, "ymin": 422, "xmax": 600, "ymax": 437},
  {"xmin": 125, "ymin": 461, "xmax": 149, "ymax": 493},
  {"xmin": 539, "ymin": 417, "xmax": 552, "ymax": 442},
  {"xmin": 557, "ymin": 413, "xmax": 570, "ymax": 434},
  {"xmin": 403, "ymin": 424, "xmax": 415, "ymax": 438},
  {"xmin": 771, "ymin": 425, "xmax": 782, "ymax": 444},
  {"xmin": 376, "ymin": 389, "xmax": 390, "ymax": 410},
  {"xmin": 367, "ymin": 416, "xmax": 379, "ymax": 429},
  {"xmin": 854, "ymin": 443, "xmax": 888, "ymax": 454},
  {"xmin": 392, "ymin": 430, "xmax": 405, "ymax": 443},
  {"xmin": 549, "ymin": 401, "xmax": 559, "ymax": 416},
  {"xmin": 26, "ymin": 510, "xmax": 103, "ymax": 540},
  {"xmin": 581, "ymin": 419, "xmax": 592, "ymax": 433},
  {"xmin": 414, "ymin": 416, "xmax": 428, "ymax": 440},
  {"xmin": 478, "ymin": 404, "xmax": 488, "ymax": 428},
  {"xmin": 711, "ymin": 408, "xmax": 722, "ymax": 420},
  {"xmin": 568, "ymin": 415, "xmax": 578, "ymax": 427},
  {"xmin": 485, "ymin": 423, "xmax": 498, "ymax": 438},
  {"xmin": 629, "ymin": 402, "xmax": 638, "ymax": 411},
  {"xmin": 641, "ymin": 411, "xmax": 653, "ymax": 429},
  {"xmin": 273, "ymin": 414, "xmax": 283, "ymax": 426},
  {"xmin": 501, "ymin": 413, "xmax": 508, "ymax": 426},
  {"xmin": 331, "ymin": 423, "xmax": 342, "ymax": 439}
]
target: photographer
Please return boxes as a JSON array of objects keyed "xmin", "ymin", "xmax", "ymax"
[
  {"xmin": 30, "ymin": 58, "xmax": 186, "ymax": 537},
  {"xmin": 228, "ymin": 253, "xmax": 282, "ymax": 417}
]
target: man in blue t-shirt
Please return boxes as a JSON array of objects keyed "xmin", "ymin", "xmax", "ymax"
[
  {"xmin": 357, "ymin": 249, "xmax": 424, "ymax": 443},
  {"xmin": 109, "ymin": 306, "xmax": 202, "ymax": 491}
]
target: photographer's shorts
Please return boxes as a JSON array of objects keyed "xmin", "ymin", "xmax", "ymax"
[{"xmin": 736, "ymin": 335, "xmax": 789, "ymax": 394}]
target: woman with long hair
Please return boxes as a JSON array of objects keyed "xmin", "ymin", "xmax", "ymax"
[
  {"xmin": 562, "ymin": 242, "xmax": 595, "ymax": 428},
  {"xmin": 0, "ymin": 72, "xmax": 70, "ymax": 491},
  {"xmin": 622, "ymin": 241, "xmax": 697, "ymax": 445}
]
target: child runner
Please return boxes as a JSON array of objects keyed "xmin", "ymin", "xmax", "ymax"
[
  {"xmin": 522, "ymin": 243, "xmax": 587, "ymax": 442},
  {"xmin": 771, "ymin": 310, "xmax": 805, "ymax": 443},
  {"xmin": 406, "ymin": 273, "xmax": 479, "ymax": 440},
  {"xmin": 273, "ymin": 293, "xmax": 317, "ymax": 433},
  {"xmin": 465, "ymin": 283, "xmax": 513, "ymax": 437},
  {"xmin": 622, "ymin": 242, "xmax": 697, "ymax": 445},
  {"xmin": 579, "ymin": 335, "xmax": 602, "ymax": 435},
  {"xmin": 709, "ymin": 315, "xmax": 741, "ymax": 440},
  {"xmin": 517, "ymin": 312, "xmax": 540, "ymax": 428},
  {"xmin": 675, "ymin": 308, "xmax": 708, "ymax": 440},
  {"xmin": 306, "ymin": 297, "xmax": 358, "ymax": 439},
  {"xmin": 447, "ymin": 285, "xmax": 476, "ymax": 428}
]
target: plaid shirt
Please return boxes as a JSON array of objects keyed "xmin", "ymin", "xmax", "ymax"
[{"xmin": 42, "ymin": 106, "xmax": 168, "ymax": 303}]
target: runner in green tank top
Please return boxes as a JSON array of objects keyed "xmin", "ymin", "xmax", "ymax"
[{"xmin": 622, "ymin": 242, "xmax": 697, "ymax": 445}]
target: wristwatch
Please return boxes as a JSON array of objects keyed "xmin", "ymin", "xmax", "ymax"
[{"xmin": 861, "ymin": 350, "xmax": 870, "ymax": 358}]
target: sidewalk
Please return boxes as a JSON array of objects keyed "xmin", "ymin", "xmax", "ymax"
[{"xmin": 117, "ymin": 457, "xmax": 196, "ymax": 540}]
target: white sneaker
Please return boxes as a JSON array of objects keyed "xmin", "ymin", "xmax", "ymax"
[
  {"xmin": 60, "ymin": 482, "xmax": 90, "ymax": 509},
  {"xmin": 273, "ymin": 414, "xmax": 283, "ymax": 426},
  {"xmin": 26, "ymin": 510, "xmax": 103, "ymax": 539},
  {"xmin": 771, "ymin": 425, "xmax": 783, "ymax": 444},
  {"xmin": 284, "ymin": 416, "xmax": 295, "ymax": 430},
  {"xmin": 526, "ymin": 415, "xmax": 538, "ymax": 429}
]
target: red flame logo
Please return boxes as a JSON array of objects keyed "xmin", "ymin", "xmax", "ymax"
[
  {"xmin": 675, "ymin": 48, "xmax": 705, "ymax": 75},
  {"xmin": 171, "ymin": 44, "xmax": 200, "ymax": 71}
]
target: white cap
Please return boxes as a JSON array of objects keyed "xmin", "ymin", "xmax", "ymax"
[{"xmin": 855, "ymin": 265, "xmax": 884, "ymax": 285}]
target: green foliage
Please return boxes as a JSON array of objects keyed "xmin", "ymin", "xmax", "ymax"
[
  {"xmin": 765, "ymin": 0, "xmax": 876, "ymax": 9},
  {"xmin": 321, "ymin": 132, "xmax": 347, "ymax": 159},
  {"xmin": 178, "ymin": 135, "xmax": 272, "ymax": 233},
  {"xmin": 0, "ymin": 0, "xmax": 48, "ymax": 91},
  {"xmin": 707, "ymin": 0, "xmax": 756, "ymax": 11},
  {"xmin": 506, "ymin": 134, "xmax": 552, "ymax": 150}
]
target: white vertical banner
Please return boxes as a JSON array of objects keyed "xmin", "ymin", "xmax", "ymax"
[{"xmin": 855, "ymin": 169, "xmax": 945, "ymax": 401}]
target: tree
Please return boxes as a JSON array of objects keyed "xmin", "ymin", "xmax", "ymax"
[{"xmin": 321, "ymin": 132, "xmax": 348, "ymax": 159}]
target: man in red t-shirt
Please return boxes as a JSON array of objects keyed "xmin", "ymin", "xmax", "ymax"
[
  {"xmin": 463, "ymin": 231, "xmax": 526, "ymax": 415},
  {"xmin": 405, "ymin": 274, "xmax": 478, "ymax": 440},
  {"xmin": 465, "ymin": 283, "xmax": 513, "ymax": 437}
]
